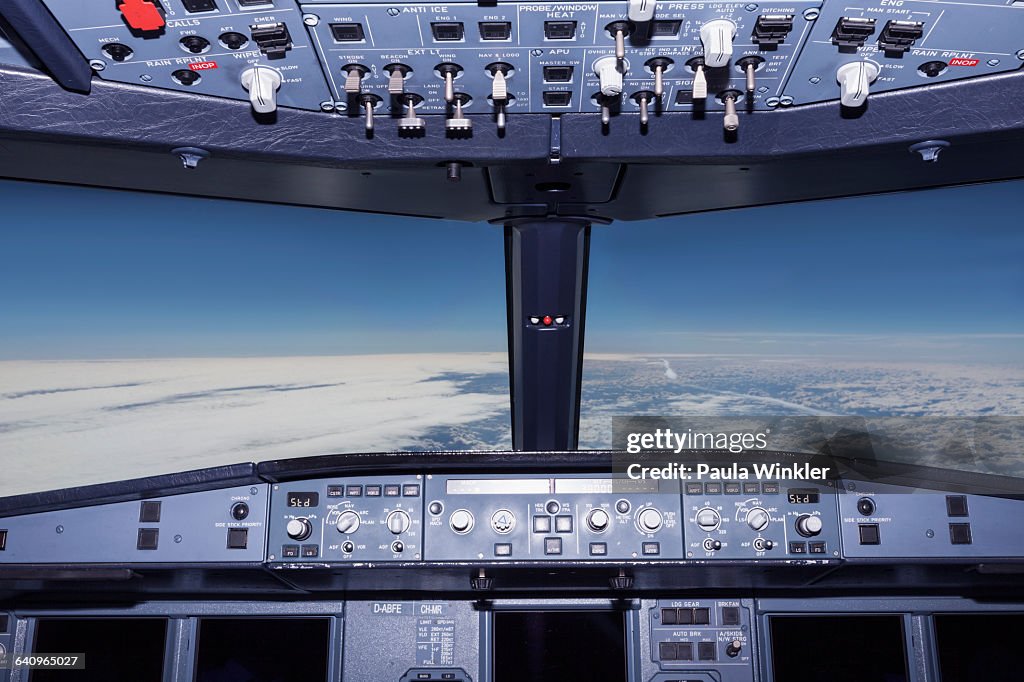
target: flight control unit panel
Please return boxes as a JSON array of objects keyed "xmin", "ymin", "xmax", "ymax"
[{"xmin": 28, "ymin": 0, "xmax": 1024, "ymax": 132}]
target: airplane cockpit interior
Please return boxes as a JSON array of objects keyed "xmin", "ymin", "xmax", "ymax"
[{"xmin": 0, "ymin": 0, "xmax": 1023, "ymax": 680}]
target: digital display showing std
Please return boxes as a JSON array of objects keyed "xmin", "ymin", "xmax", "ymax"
[
  {"xmin": 287, "ymin": 492, "xmax": 319, "ymax": 508},
  {"xmin": 787, "ymin": 490, "xmax": 820, "ymax": 504}
]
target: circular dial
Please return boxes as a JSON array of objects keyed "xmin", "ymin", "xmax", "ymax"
[
  {"xmin": 745, "ymin": 507, "xmax": 770, "ymax": 532},
  {"xmin": 587, "ymin": 508, "xmax": 611, "ymax": 533},
  {"xmin": 450, "ymin": 509, "xmax": 474, "ymax": 534},
  {"xmin": 286, "ymin": 517, "xmax": 312, "ymax": 541},
  {"xmin": 336, "ymin": 510, "xmax": 361, "ymax": 535},
  {"xmin": 636, "ymin": 507, "xmax": 663, "ymax": 533},
  {"xmin": 386, "ymin": 510, "xmax": 411, "ymax": 535},
  {"xmin": 696, "ymin": 507, "xmax": 721, "ymax": 532},
  {"xmin": 795, "ymin": 514, "xmax": 823, "ymax": 537}
]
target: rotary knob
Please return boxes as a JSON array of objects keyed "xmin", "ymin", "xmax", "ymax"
[
  {"xmin": 636, "ymin": 507, "xmax": 663, "ymax": 533},
  {"xmin": 450, "ymin": 509, "xmax": 474, "ymax": 534},
  {"xmin": 587, "ymin": 508, "xmax": 611, "ymax": 533},
  {"xmin": 286, "ymin": 517, "xmax": 312, "ymax": 541},
  {"xmin": 796, "ymin": 514, "xmax": 823, "ymax": 538},
  {"xmin": 745, "ymin": 507, "xmax": 770, "ymax": 532},
  {"xmin": 336, "ymin": 510, "xmax": 361, "ymax": 535},
  {"xmin": 386, "ymin": 510, "xmax": 411, "ymax": 535},
  {"xmin": 696, "ymin": 507, "xmax": 721, "ymax": 532},
  {"xmin": 700, "ymin": 19, "xmax": 737, "ymax": 68}
]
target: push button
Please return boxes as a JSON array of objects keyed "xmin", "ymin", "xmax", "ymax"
[
  {"xmin": 698, "ymin": 641, "xmax": 717, "ymax": 661},
  {"xmin": 743, "ymin": 483, "xmax": 761, "ymax": 494},
  {"xmin": 659, "ymin": 642, "xmax": 677, "ymax": 660},
  {"xmin": 139, "ymin": 501, "xmax": 161, "ymax": 523},
  {"xmin": 809, "ymin": 541, "xmax": 827, "ymax": 554},
  {"xmin": 533, "ymin": 516, "xmax": 551, "ymax": 533},
  {"xmin": 544, "ymin": 537, "xmax": 562, "ymax": 555},
  {"xmin": 724, "ymin": 482, "xmax": 741, "ymax": 495},
  {"xmin": 402, "ymin": 484, "xmax": 421, "ymax": 497},
  {"xmin": 676, "ymin": 642, "xmax": 694, "ymax": 661},
  {"xmin": 282, "ymin": 544, "xmax": 299, "ymax": 558},
  {"xmin": 346, "ymin": 485, "xmax": 363, "ymax": 497},
  {"xmin": 677, "ymin": 608, "xmax": 693, "ymax": 625},
  {"xmin": 704, "ymin": 482, "xmax": 722, "ymax": 495},
  {"xmin": 365, "ymin": 485, "xmax": 382, "ymax": 497},
  {"xmin": 301, "ymin": 544, "xmax": 319, "ymax": 557},
  {"xmin": 642, "ymin": 542, "xmax": 660, "ymax": 556},
  {"xmin": 685, "ymin": 483, "xmax": 704, "ymax": 495},
  {"xmin": 589, "ymin": 542, "xmax": 607, "ymax": 556},
  {"xmin": 494, "ymin": 543, "xmax": 512, "ymax": 557},
  {"xmin": 327, "ymin": 485, "xmax": 344, "ymax": 497},
  {"xmin": 762, "ymin": 482, "xmax": 780, "ymax": 494},
  {"xmin": 789, "ymin": 541, "xmax": 807, "ymax": 554},
  {"xmin": 949, "ymin": 523, "xmax": 972, "ymax": 545},
  {"xmin": 555, "ymin": 515, "xmax": 573, "ymax": 533},
  {"xmin": 137, "ymin": 528, "xmax": 159, "ymax": 550},
  {"xmin": 721, "ymin": 607, "xmax": 740, "ymax": 626},
  {"xmin": 384, "ymin": 485, "xmax": 401, "ymax": 497},
  {"xmin": 227, "ymin": 528, "xmax": 248, "ymax": 549},
  {"xmin": 693, "ymin": 608, "xmax": 710, "ymax": 625},
  {"xmin": 946, "ymin": 495, "xmax": 969, "ymax": 517},
  {"xmin": 661, "ymin": 608, "xmax": 677, "ymax": 625},
  {"xmin": 859, "ymin": 523, "xmax": 881, "ymax": 545}
]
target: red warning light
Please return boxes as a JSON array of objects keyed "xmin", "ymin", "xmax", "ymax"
[
  {"xmin": 119, "ymin": 0, "xmax": 166, "ymax": 32},
  {"xmin": 542, "ymin": 315, "xmax": 553, "ymax": 326}
]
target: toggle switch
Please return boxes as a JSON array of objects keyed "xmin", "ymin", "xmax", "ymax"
[
  {"xmin": 627, "ymin": 0, "xmax": 656, "ymax": 23},
  {"xmin": 836, "ymin": 60, "xmax": 880, "ymax": 107},
  {"xmin": 595, "ymin": 93, "xmax": 615, "ymax": 126},
  {"xmin": 398, "ymin": 94, "xmax": 426, "ymax": 134},
  {"xmin": 359, "ymin": 93, "xmax": 381, "ymax": 132},
  {"xmin": 435, "ymin": 62, "xmax": 463, "ymax": 103},
  {"xmin": 486, "ymin": 62, "xmax": 514, "ymax": 131},
  {"xmin": 700, "ymin": 19, "xmax": 737, "ymax": 68},
  {"xmin": 240, "ymin": 65, "xmax": 282, "ymax": 114},
  {"xmin": 632, "ymin": 91, "xmax": 656, "ymax": 127},
  {"xmin": 736, "ymin": 56, "xmax": 763, "ymax": 96},
  {"xmin": 594, "ymin": 55, "xmax": 625, "ymax": 97},
  {"xmin": 689, "ymin": 57, "xmax": 708, "ymax": 100},
  {"xmin": 645, "ymin": 57, "xmax": 673, "ymax": 97},
  {"xmin": 605, "ymin": 21, "xmax": 633, "ymax": 60},
  {"xmin": 721, "ymin": 90, "xmax": 740, "ymax": 131},
  {"xmin": 342, "ymin": 63, "xmax": 368, "ymax": 95},
  {"xmin": 446, "ymin": 93, "xmax": 472, "ymax": 135},
  {"xmin": 385, "ymin": 63, "xmax": 411, "ymax": 96}
]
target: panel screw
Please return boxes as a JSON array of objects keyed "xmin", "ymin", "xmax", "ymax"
[
  {"xmin": 1017, "ymin": 49, "xmax": 1024, "ymax": 60},
  {"xmin": 56, "ymin": 525, "xmax": 64, "ymax": 534},
  {"xmin": 745, "ymin": 3, "xmax": 758, "ymax": 10},
  {"xmin": 765, "ymin": 96, "xmax": 780, "ymax": 107},
  {"xmin": 89, "ymin": 59, "xmax": 106, "ymax": 71},
  {"xmin": 757, "ymin": 85, "xmax": 769, "ymax": 93},
  {"xmin": 334, "ymin": 101, "xmax": 347, "ymax": 112},
  {"xmin": 803, "ymin": 8, "xmax": 820, "ymax": 21},
  {"xmin": 174, "ymin": 535, "xmax": 183, "ymax": 543},
  {"xmin": 387, "ymin": 7, "xmax": 400, "ymax": 16},
  {"xmin": 779, "ymin": 95, "xmax": 794, "ymax": 106},
  {"xmin": 250, "ymin": 487, "xmax": 258, "ymax": 495},
  {"xmin": 987, "ymin": 58, "xmax": 1000, "ymax": 67},
  {"xmin": 531, "ymin": 49, "xmax": 543, "ymax": 57},
  {"xmin": 140, "ymin": 74, "xmax": 153, "ymax": 82},
  {"xmin": 320, "ymin": 101, "xmax": 335, "ymax": 112},
  {"xmin": 809, "ymin": 76, "xmax": 821, "ymax": 84},
  {"xmin": 302, "ymin": 13, "xmax": 319, "ymax": 26},
  {"xmin": 926, "ymin": 529, "xmax": 935, "ymax": 538}
]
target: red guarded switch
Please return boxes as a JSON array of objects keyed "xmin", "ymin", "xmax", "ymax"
[{"xmin": 118, "ymin": 0, "xmax": 165, "ymax": 32}]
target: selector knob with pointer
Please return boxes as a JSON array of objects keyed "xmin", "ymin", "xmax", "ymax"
[
  {"xmin": 240, "ymin": 65, "xmax": 282, "ymax": 114},
  {"xmin": 700, "ymin": 19, "xmax": 737, "ymax": 68},
  {"xmin": 836, "ymin": 61, "xmax": 880, "ymax": 107},
  {"xmin": 336, "ymin": 510, "xmax": 361, "ymax": 535},
  {"xmin": 696, "ymin": 507, "xmax": 721, "ymax": 532},
  {"xmin": 386, "ymin": 510, "xmax": 411, "ymax": 535},
  {"xmin": 745, "ymin": 507, "xmax": 770, "ymax": 532}
]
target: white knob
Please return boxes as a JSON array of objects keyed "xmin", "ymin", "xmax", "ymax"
[
  {"xmin": 594, "ymin": 56, "xmax": 625, "ymax": 97},
  {"xmin": 240, "ymin": 65, "xmax": 282, "ymax": 114},
  {"xmin": 696, "ymin": 508, "xmax": 721, "ymax": 532},
  {"xmin": 746, "ymin": 507, "xmax": 770, "ymax": 532},
  {"xmin": 336, "ymin": 510, "xmax": 361, "ymax": 535},
  {"xmin": 628, "ymin": 0, "xmax": 656, "ymax": 22},
  {"xmin": 700, "ymin": 19, "xmax": 737, "ymax": 68},
  {"xmin": 450, "ymin": 509, "xmax": 474, "ymax": 534},
  {"xmin": 588, "ymin": 508, "xmax": 611, "ymax": 532},
  {"xmin": 836, "ymin": 61, "xmax": 880, "ymax": 107},
  {"xmin": 286, "ymin": 517, "xmax": 311, "ymax": 541},
  {"xmin": 386, "ymin": 510, "xmax": 411, "ymax": 535},
  {"xmin": 637, "ymin": 507, "xmax": 663, "ymax": 533},
  {"xmin": 796, "ymin": 514, "xmax": 823, "ymax": 537}
]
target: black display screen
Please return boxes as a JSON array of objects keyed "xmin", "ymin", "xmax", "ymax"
[
  {"xmin": 935, "ymin": 613, "xmax": 1024, "ymax": 682},
  {"xmin": 31, "ymin": 618, "xmax": 167, "ymax": 682},
  {"xmin": 287, "ymin": 492, "xmax": 319, "ymax": 508},
  {"xmin": 195, "ymin": 618, "xmax": 330, "ymax": 682},
  {"xmin": 770, "ymin": 615, "xmax": 908, "ymax": 682},
  {"xmin": 787, "ymin": 490, "xmax": 820, "ymax": 504},
  {"xmin": 493, "ymin": 611, "xmax": 627, "ymax": 682}
]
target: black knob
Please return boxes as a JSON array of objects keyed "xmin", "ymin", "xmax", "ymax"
[
  {"xmin": 857, "ymin": 497, "xmax": 875, "ymax": 516},
  {"xmin": 231, "ymin": 502, "xmax": 249, "ymax": 521},
  {"xmin": 726, "ymin": 640, "xmax": 742, "ymax": 657}
]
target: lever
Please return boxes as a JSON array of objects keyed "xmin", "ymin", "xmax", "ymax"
[
  {"xmin": 385, "ymin": 63, "xmax": 411, "ymax": 96},
  {"xmin": 240, "ymin": 65, "xmax": 282, "ymax": 114},
  {"xmin": 606, "ymin": 21, "xmax": 632, "ymax": 60},
  {"xmin": 486, "ymin": 62, "xmax": 513, "ymax": 131},
  {"xmin": 446, "ymin": 93, "xmax": 472, "ymax": 135},
  {"xmin": 692, "ymin": 60, "xmax": 708, "ymax": 100},
  {"xmin": 359, "ymin": 93, "xmax": 381, "ymax": 132},
  {"xmin": 436, "ymin": 63, "xmax": 462, "ymax": 104},
  {"xmin": 700, "ymin": 19, "xmax": 736, "ymax": 68},
  {"xmin": 836, "ymin": 60, "xmax": 880, "ymax": 107},
  {"xmin": 645, "ymin": 57, "xmax": 672, "ymax": 97},
  {"xmin": 343, "ymin": 64, "xmax": 368, "ymax": 95}
]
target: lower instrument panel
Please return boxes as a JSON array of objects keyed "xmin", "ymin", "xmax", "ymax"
[{"xmin": 1, "ymin": 598, "xmax": 1022, "ymax": 682}]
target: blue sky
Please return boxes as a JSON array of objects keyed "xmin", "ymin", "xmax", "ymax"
[{"xmin": 1, "ymin": 178, "xmax": 1021, "ymax": 361}]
